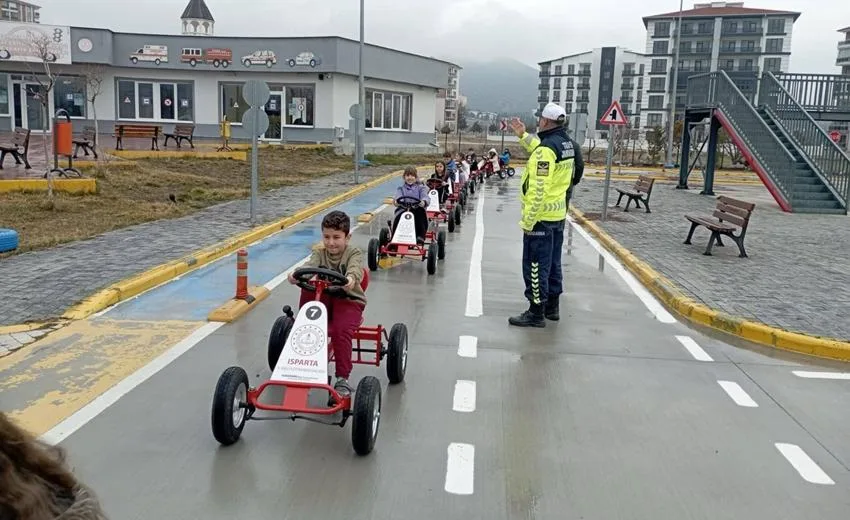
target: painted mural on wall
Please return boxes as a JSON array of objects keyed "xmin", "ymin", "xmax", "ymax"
[
  {"xmin": 129, "ymin": 45, "xmax": 169, "ymax": 65},
  {"xmin": 241, "ymin": 50, "xmax": 277, "ymax": 68},
  {"xmin": 287, "ymin": 51, "xmax": 321, "ymax": 68},
  {"xmin": 181, "ymin": 47, "xmax": 232, "ymax": 68},
  {"xmin": 0, "ymin": 20, "xmax": 72, "ymax": 64}
]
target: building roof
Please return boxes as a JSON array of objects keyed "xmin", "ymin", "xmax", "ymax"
[
  {"xmin": 839, "ymin": 26, "xmax": 850, "ymax": 33},
  {"xmin": 181, "ymin": 0, "xmax": 214, "ymax": 22},
  {"xmin": 539, "ymin": 47, "xmax": 645, "ymax": 66},
  {"xmin": 643, "ymin": 5, "xmax": 801, "ymax": 27}
]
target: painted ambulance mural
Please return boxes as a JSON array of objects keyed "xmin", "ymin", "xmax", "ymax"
[{"xmin": 129, "ymin": 45, "xmax": 168, "ymax": 65}]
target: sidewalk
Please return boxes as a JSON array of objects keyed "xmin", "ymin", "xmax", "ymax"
[
  {"xmin": 0, "ymin": 165, "xmax": 401, "ymax": 328},
  {"xmin": 570, "ymin": 178, "xmax": 850, "ymax": 343}
]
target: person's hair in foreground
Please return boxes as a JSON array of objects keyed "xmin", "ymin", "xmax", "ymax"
[{"xmin": 0, "ymin": 411, "xmax": 108, "ymax": 519}]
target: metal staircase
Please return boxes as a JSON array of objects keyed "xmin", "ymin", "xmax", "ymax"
[{"xmin": 682, "ymin": 70, "xmax": 850, "ymax": 214}]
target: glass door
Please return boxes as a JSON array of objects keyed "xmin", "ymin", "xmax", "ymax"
[
  {"xmin": 14, "ymin": 83, "xmax": 50, "ymax": 131},
  {"xmin": 262, "ymin": 92, "xmax": 282, "ymax": 140}
]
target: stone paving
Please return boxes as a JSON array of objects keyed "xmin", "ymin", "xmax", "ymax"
[
  {"xmin": 0, "ymin": 165, "xmax": 401, "ymax": 327},
  {"xmin": 571, "ymin": 178, "xmax": 850, "ymax": 342}
]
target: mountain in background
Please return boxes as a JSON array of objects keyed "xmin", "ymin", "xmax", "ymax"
[{"xmin": 455, "ymin": 58, "xmax": 539, "ymax": 116}]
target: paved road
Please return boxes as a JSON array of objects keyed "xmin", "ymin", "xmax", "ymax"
[
  {"xmin": 572, "ymin": 178, "xmax": 850, "ymax": 341},
  {"xmin": 0, "ymin": 165, "xmax": 401, "ymax": 327},
  {"xmin": 55, "ymin": 178, "xmax": 849, "ymax": 519}
]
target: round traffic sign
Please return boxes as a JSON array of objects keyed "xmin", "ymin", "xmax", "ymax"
[
  {"xmin": 241, "ymin": 107, "xmax": 270, "ymax": 135},
  {"xmin": 348, "ymin": 103, "xmax": 362, "ymax": 119},
  {"xmin": 164, "ymin": 98, "xmax": 172, "ymax": 107},
  {"xmin": 243, "ymin": 80, "xmax": 271, "ymax": 108},
  {"xmin": 829, "ymin": 130, "xmax": 841, "ymax": 143}
]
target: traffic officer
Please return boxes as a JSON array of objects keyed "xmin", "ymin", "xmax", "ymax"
[{"xmin": 507, "ymin": 103, "xmax": 577, "ymax": 328}]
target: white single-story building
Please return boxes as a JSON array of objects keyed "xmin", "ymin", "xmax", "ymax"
[{"xmin": 0, "ymin": 10, "xmax": 458, "ymax": 152}]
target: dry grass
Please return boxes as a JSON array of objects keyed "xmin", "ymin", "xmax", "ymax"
[{"xmin": 0, "ymin": 147, "xmax": 441, "ymax": 255}]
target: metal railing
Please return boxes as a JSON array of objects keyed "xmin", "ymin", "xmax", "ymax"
[
  {"xmin": 687, "ymin": 71, "xmax": 800, "ymax": 206},
  {"xmin": 759, "ymin": 72, "xmax": 850, "ymax": 207},
  {"xmin": 770, "ymin": 73, "xmax": 850, "ymax": 114}
]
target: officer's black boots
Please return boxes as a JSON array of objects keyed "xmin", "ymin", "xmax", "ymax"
[
  {"xmin": 508, "ymin": 304, "xmax": 546, "ymax": 328},
  {"xmin": 544, "ymin": 299, "xmax": 560, "ymax": 321}
]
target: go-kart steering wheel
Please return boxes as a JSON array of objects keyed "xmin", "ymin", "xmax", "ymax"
[
  {"xmin": 426, "ymin": 178, "xmax": 444, "ymax": 190},
  {"xmin": 395, "ymin": 195, "xmax": 422, "ymax": 210},
  {"xmin": 293, "ymin": 267, "xmax": 349, "ymax": 294}
]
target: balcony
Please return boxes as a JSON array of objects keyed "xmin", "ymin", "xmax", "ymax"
[
  {"xmin": 576, "ymin": 97, "xmax": 590, "ymax": 103},
  {"xmin": 537, "ymin": 95, "xmax": 549, "ymax": 103},
  {"xmin": 578, "ymin": 69, "xmax": 592, "ymax": 76},
  {"xmin": 539, "ymin": 70, "xmax": 551, "ymax": 78},
  {"xmin": 680, "ymin": 28, "xmax": 715, "ymax": 37},
  {"xmin": 721, "ymin": 25, "xmax": 763, "ymax": 36},
  {"xmin": 678, "ymin": 46, "xmax": 713, "ymax": 55},
  {"xmin": 577, "ymin": 83, "xmax": 591, "ymax": 90},
  {"xmin": 621, "ymin": 82, "xmax": 635, "ymax": 90},
  {"xmin": 538, "ymin": 82, "xmax": 549, "ymax": 90},
  {"xmin": 621, "ymin": 95, "xmax": 634, "ymax": 103},
  {"xmin": 622, "ymin": 69, "xmax": 640, "ymax": 76},
  {"xmin": 838, "ymin": 42, "xmax": 850, "ymax": 66},
  {"xmin": 719, "ymin": 46, "xmax": 762, "ymax": 54}
]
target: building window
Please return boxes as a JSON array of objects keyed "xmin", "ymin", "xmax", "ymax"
[
  {"xmin": 764, "ymin": 58, "xmax": 782, "ymax": 73},
  {"xmin": 366, "ymin": 89, "xmax": 411, "ymax": 131},
  {"xmin": 768, "ymin": 18, "xmax": 785, "ymax": 34},
  {"xmin": 694, "ymin": 60, "xmax": 707, "ymax": 72},
  {"xmin": 567, "ymin": 78, "xmax": 574, "ymax": 88},
  {"xmin": 579, "ymin": 103, "xmax": 588, "ymax": 113},
  {"xmin": 648, "ymin": 114, "xmax": 663, "ymax": 127},
  {"xmin": 648, "ymin": 95, "xmax": 664, "ymax": 109},
  {"xmin": 653, "ymin": 41, "xmax": 668, "ymax": 55},
  {"xmin": 696, "ymin": 41, "xmax": 710, "ymax": 53},
  {"xmin": 0, "ymin": 73, "xmax": 8, "ymax": 115},
  {"xmin": 649, "ymin": 77, "xmax": 666, "ymax": 91},
  {"xmin": 565, "ymin": 103, "xmax": 573, "ymax": 113},
  {"xmin": 221, "ymin": 83, "xmax": 248, "ymax": 123},
  {"xmin": 651, "ymin": 59, "xmax": 667, "ymax": 73},
  {"xmin": 552, "ymin": 90, "xmax": 560, "ymax": 102},
  {"xmin": 566, "ymin": 90, "xmax": 573, "ymax": 101},
  {"xmin": 723, "ymin": 59, "xmax": 735, "ymax": 71},
  {"xmin": 285, "ymin": 85, "xmax": 314, "ymax": 126},
  {"xmin": 744, "ymin": 21, "xmax": 758, "ymax": 33},
  {"xmin": 554, "ymin": 65, "xmax": 562, "ymax": 75},
  {"xmin": 117, "ymin": 79, "xmax": 192, "ymax": 121},
  {"xmin": 654, "ymin": 21, "xmax": 670, "ymax": 37},
  {"xmin": 722, "ymin": 40, "xmax": 736, "ymax": 52},
  {"xmin": 554, "ymin": 78, "xmax": 561, "ymax": 89},
  {"xmin": 742, "ymin": 40, "xmax": 756, "ymax": 51},
  {"xmin": 54, "ymin": 77, "xmax": 87, "ymax": 118},
  {"xmin": 698, "ymin": 21, "xmax": 711, "ymax": 34},
  {"xmin": 766, "ymin": 38, "xmax": 783, "ymax": 53},
  {"xmin": 567, "ymin": 64, "xmax": 575, "ymax": 75}
]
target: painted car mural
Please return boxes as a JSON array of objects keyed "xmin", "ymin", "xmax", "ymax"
[
  {"xmin": 287, "ymin": 51, "xmax": 321, "ymax": 68},
  {"xmin": 242, "ymin": 50, "xmax": 277, "ymax": 68}
]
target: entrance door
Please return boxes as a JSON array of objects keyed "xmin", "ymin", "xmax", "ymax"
[
  {"xmin": 263, "ymin": 92, "xmax": 282, "ymax": 140},
  {"xmin": 13, "ymin": 83, "xmax": 50, "ymax": 131}
]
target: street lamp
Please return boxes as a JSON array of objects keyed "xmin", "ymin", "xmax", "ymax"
[
  {"xmin": 664, "ymin": 0, "xmax": 684, "ymax": 168},
  {"xmin": 354, "ymin": 0, "xmax": 365, "ymax": 183}
]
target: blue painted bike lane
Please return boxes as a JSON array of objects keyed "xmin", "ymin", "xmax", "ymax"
[{"xmin": 102, "ymin": 181, "xmax": 394, "ymax": 322}]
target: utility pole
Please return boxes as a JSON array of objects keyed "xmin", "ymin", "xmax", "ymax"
[
  {"xmin": 664, "ymin": 0, "xmax": 684, "ymax": 168},
  {"xmin": 354, "ymin": 0, "xmax": 365, "ymax": 183}
]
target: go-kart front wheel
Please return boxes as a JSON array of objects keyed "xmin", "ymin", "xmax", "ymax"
[
  {"xmin": 454, "ymin": 205, "xmax": 462, "ymax": 226},
  {"xmin": 386, "ymin": 323, "xmax": 409, "ymax": 384},
  {"xmin": 351, "ymin": 376, "xmax": 382, "ymax": 455},
  {"xmin": 426, "ymin": 241, "xmax": 437, "ymax": 275},
  {"xmin": 448, "ymin": 211, "xmax": 456, "ymax": 233},
  {"xmin": 437, "ymin": 230, "xmax": 447, "ymax": 260},
  {"xmin": 367, "ymin": 238, "xmax": 380, "ymax": 271},
  {"xmin": 211, "ymin": 366, "xmax": 251, "ymax": 446},
  {"xmin": 507, "ymin": 167, "xmax": 516, "ymax": 177},
  {"xmin": 379, "ymin": 227, "xmax": 390, "ymax": 248},
  {"xmin": 267, "ymin": 314, "xmax": 294, "ymax": 371}
]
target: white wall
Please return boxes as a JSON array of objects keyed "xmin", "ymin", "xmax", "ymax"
[{"xmin": 332, "ymin": 74, "xmax": 436, "ymax": 134}]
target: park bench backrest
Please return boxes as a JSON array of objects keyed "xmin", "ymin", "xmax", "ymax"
[{"xmin": 713, "ymin": 196, "xmax": 755, "ymax": 231}]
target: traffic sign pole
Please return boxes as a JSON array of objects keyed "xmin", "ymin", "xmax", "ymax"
[
  {"xmin": 241, "ymin": 80, "xmax": 271, "ymax": 226},
  {"xmin": 598, "ymin": 100, "xmax": 629, "ymax": 222}
]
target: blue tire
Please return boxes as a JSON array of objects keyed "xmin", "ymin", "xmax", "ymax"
[{"xmin": 0, "ymin": 229, "xmax": 19, "ymax": 253}]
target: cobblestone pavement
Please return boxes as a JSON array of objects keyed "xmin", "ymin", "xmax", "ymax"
[
  {"xmin": 0, "ymin": 165, "xmax": 400, "ymax": 326},
  {"xmin": 571, "ymin": 178, "xmax": 850, "ymax": 341}
]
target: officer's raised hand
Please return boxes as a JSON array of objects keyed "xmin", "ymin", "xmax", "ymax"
[{"xmin": 509, "ymin": 118, "xmax": 526, "ymax": 138}]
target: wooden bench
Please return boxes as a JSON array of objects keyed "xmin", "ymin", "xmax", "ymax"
[
  {"xmin": 0, "ymin": 127, "xmax": 32, "ymax": 169},
  {"xmin": 114, "ymin": 124, "xmax": 161, "ymax": 151},
  {"xmin": 684, "ymin": 196, "xmax": 756, "ymax": 258},
  {"xmin": 73, "ymin": 126, "xmax": 98, "ymax": 159},
  {"xmin": 163, "ymin": 124, "xmax": 195, "ymax": 149},
  {"xmin": 615, "ymin": 174, "xmax": 655, "ymax": 213}
]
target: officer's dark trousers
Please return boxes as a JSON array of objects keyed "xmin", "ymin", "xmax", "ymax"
[{"xmin": 522, "ymin": 220, "xmax": 565, "ymax": 307}]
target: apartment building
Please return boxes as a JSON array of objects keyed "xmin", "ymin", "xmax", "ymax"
[
  {"xmin": 0, "ymin": 0, "xmax": 39, "ymax": 23},
  {"xmin": 641, "ymin": 2, "xmax": 800, "ymax": 130},
  {"xmin": 538, "ymin": 47, "xmax": 648, "ymax": 138},
  {"xmin": 435, "ymin": 65, "xmax": 461, "ymax": 129},
  {"xmin": 838, "ymin": 26, "xmax": 850, "ymax": 75}
]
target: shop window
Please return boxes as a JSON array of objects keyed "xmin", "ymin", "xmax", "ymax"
[
  {"xmin": 0, "ymin": 73, "xmax": 9, "ymax": 115},
  {"xmin": 285, "ymin": 85, "xmax": 314, "ymax": 126},
  {"xmin": 118, "ymin": 79, "xmax": 193, "ymax": 121},
  {"xmin": 221, "ymin": 83, "xmax": 248, "ymax": 123},
  {"xmin": 365, "ymin": 88, "xmax": 412, "ymax": 131}
]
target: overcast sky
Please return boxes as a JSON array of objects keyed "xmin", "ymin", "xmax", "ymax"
[{"xmin": 36, "ymin": 0, "xmax": 845, "ymax": 73}]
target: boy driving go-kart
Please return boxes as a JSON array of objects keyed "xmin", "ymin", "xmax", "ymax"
[
  {"xmin": 392, "ymin": 166, "xmax": 430, "ymax": 244},
  {"xmin": 286, "ymin": 210, "xmax": 365, "ymax": 397}
]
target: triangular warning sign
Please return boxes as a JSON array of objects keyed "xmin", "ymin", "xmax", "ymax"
[
  {"xmin": 123, "ymin": 96, "xmax": 131, "ymax": 104},
  {"xmin": 599, "ymin": 100, "xmax": 628, "ymax": 126}
]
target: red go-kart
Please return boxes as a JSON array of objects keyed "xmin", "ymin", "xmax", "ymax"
[
  {"xmin": 211, "ymin": 266, "xmax": 409, "ymax": 456},
  {"xmin": 425, "ymin": 179, "xmax": 462, "ymax": 233},
  {"xmin": 367, "ymin": 196, "xmax": 445, "ymax": 275}
]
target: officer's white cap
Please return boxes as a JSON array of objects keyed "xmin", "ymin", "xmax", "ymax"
[{"xmin": 537, "ymin": 102, "xmax": 567, "ymax": 121}]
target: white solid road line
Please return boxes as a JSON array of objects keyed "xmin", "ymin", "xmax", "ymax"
[
  {"xmin": 43, "ymin": 201, "xmax": 391, "ymax": 445},
  {"xmin": 792, "ymin": 371, "xmax": 850, "ymax": 380},
  {"xmin": 567, "ymin": 217, "xmax": 677, "ymax": 324},
  {"xmin": 717, "ymin": 380, "xmax": 759, "ymax": 407},
  {"xmin": 452, "ymin": 380, "xmax": 477, "ymax": 413},
  {"xmin": 41, "ymin": 321, "xmax": 225, "ymax": 445},
  {"xmin": 445, "ymin": 443, "xmax": 475, "ymax": 495},
  {"xmin": 775, "ymin": 443, "xmax": 835, "ymax": 485},
  {"xmin": 465, "ymin": 191, "xmax": 485, "ymax": 318},
  {"xmin": 457, "ymin": 335, "xmax": 478, "ymax": 358},
  {"xmin": 676, "ymin": 335, "xmax": 714, "ymax": 362}
]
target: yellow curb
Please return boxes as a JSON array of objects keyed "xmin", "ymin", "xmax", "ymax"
[
  {"xmin": 110, "ymin": 150, "xmax": 248, "ymax": 161},
  {"xmin": 383, "ymin": 197, "xmax": 394, "ymax": 204},
  {"xmin": 358, "ymin": 212, "xmax": 374, "ymax": 223},
  {"xmin": 582, "ymin": 174, "xmax": 764, "ymax": 186},
  {"xmin": 0, "ymin": 178, "xmax": 97, "ymax": 194},
  {"xmin": 60, "ymin": 168, "xmax": 406, "ymax": 322},
  {"xmin": 208, "ymin": 286, "xmax": 271, "ymax": 322},
  {"xmin": 570, "ymin": 207, "xmax": 850, "ymax": 362}
]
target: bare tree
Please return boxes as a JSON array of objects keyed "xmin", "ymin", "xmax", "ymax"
[
  {"xmin": 82, "ymin": 64, "xmax": 105, "ymax": 155},
  {"xmin": 25, "ymin": 31, "xmax": 60, "ymax": 199}
]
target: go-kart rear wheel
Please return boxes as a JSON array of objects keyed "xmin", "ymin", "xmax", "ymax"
[
  {"xmin": 267, "ymin": 315, "xmax": 294, "ymax": 371},
  {"xmin": 351, "ymin": 376, "xmax": 382, "ymax": 455},
  {"xmin": 386, "ymin": 323, "xmax": 409, "ymax": 384},
  {"xmin": 367, "ymin": 238, "xmax": 380, "ymax": 271},
  {"xmin": 469, "ymin": 181, "xmax": 475, "ymax": 194},
  {"xmin": 437, "ymin": 230, "xmax": 447, "ymax": 260},
  {"xmin": 454, "ymin": 205, "xmax": 462, "ymax": 226},
  {"xmin": 379, "ymin": 227, "xmax": 390, "ymax": 248},
  {"xmin": 211, "ymin": 366, "xmax": 251, "ymax": 446},
  {"xmin": 426, "ymin": 241, "xmax": 437, "ymax": 275},
  {"xmin": 507, "ymin": 167, "xmax": 516, "ymax": 177},
  {"xmin": 448, "ymin": 212, "xmax": 456, "ymax": 233}
]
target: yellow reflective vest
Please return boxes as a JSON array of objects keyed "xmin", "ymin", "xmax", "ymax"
[{"xmin": 517, "ymin": 127, "xmax": 575, "ymax": 231}]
